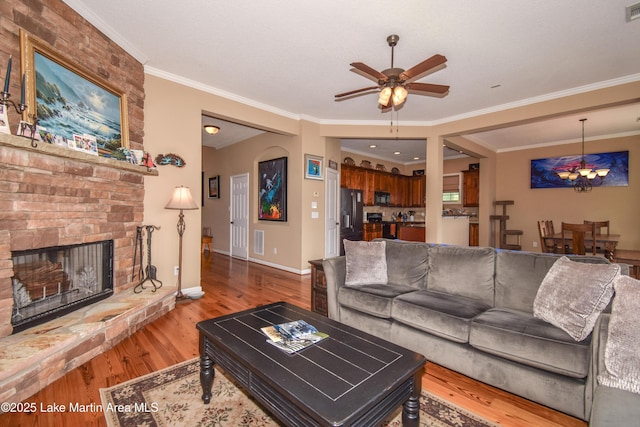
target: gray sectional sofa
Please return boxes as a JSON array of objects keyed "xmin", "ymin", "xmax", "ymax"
[{"xmin": 322, "ymin": 239, "xmax": 633, "ymax": 424}]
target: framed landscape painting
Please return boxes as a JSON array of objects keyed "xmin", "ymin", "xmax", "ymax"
[
  {"xmin": 20, "ymin": 30, "xmax": 129, "ymax": 156},
  {"xmin": 258, "ymin": 157, "xmax": 287, "ymax": 221}
]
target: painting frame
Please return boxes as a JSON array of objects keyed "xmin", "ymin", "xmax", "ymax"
[
  {"xmin": 208, "ymin": 175, "xmax": 220, "ymax": 199},
  {"xmin": 304, "ymin": 154, "xmax": 324, "ymax": 180},
  {"xmin": 19, "ymin": 29, "xmax": 129, "ymax": 156},
  {"xmin": 530, "ymin": 150, "xmax": 629, "ymax": 189},
  {"xmin": 258, "ymin": 156, "xmax": 287, "ymax": 222}
]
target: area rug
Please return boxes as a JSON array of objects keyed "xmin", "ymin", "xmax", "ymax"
[{"xmin": 100, "ymin": 358, "xmax": 497, "ymax": 427}]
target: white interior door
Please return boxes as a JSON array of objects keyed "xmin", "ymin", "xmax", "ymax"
[
  {"xmin": 325, "ymin": 168, "xmax": 339, "ymax": 258},
  {"xmin": 230, "ymin": 173, "xmax": 249, "ymax": 260}
]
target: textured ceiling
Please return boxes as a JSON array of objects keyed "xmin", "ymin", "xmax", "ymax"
[{"xmin": 66, "ymin": 0, "xmax": 640, "ymax": 161}]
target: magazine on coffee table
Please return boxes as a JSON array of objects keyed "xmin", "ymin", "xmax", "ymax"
[{"xmin": 261, "ymin": 320, "xmax": 328, "ymax": 354}]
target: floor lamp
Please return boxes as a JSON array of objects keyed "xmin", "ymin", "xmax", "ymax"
[{"xmin": 165, "ymin": 186, "xmax": 199, "ymax": 301}]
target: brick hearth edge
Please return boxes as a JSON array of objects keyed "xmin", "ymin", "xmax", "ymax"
[{"xmin": 0, "ymin": 284, "xmax": 175, "ymax": 406}]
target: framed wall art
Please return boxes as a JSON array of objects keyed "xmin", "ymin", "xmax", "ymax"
[
  {"xmin": 530, "ymin": 150, "xmax": 629, "ymax": 189},
  {"xmin": 304, "ymin": 154, "xmax": 323, "ymax": 180},
  {"xmin": 258, "ymin": 156, "xmax": 287, "ymax": 221},
  {"xmin": 20, "ymin": 30, "xmax": 129, "ymax": 157},
  {"xmin": 208, "ymin": 175, "xmax": 220, "ymax": 199}
]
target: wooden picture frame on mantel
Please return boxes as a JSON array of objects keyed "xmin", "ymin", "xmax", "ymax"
[{"xmin": 19, "ymin": 29, "xmax": 129, "ymax": 156}]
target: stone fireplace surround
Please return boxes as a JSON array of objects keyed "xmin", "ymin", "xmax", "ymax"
[{"xmin": 0, "ymin": 133, "xmax": 175, "ymax": 404}]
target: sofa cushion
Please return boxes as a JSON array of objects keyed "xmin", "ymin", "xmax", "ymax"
[
  {"xmin": 344, "ymin": 239, "xmax": 387, "ymax": 286},
  {"xmin": 495, "ymin": 250, "xmax": 613, "ymax": 313},
  {"xmin": 427, "ymin": 246, "xmax": 496, "ymax": 306},
  {"xmin": 393, "ymin": 290, "xmax": 491, "ymax": 343},
  {"xmin": 382, "ymin": 239, "xmax": 429, "ymax": 289},
  {"xmin": 597, "ymin": 275, "xmax": 640, "ymax": 394},
  {"xmin": 533, "ymin": 256, "xmax": 619, "ymax": 342},
  {"xmin": 338, "ymin": 283, "xmax": 416, "ymax": 319},
  {"xmin": 470, "ymin": 308, "xmax": 591, "ymax": 378},
  {"xmin": 495, "ymin": 250, "xmax": 570, "ymax": 313}
]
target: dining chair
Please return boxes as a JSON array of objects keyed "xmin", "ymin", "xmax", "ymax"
[
  {"xmin": 561, "ymin": 222, "xmax": 596, "ymax": 255},
  {"xmin": 584, "ymin": 220, "xmax": 610, "ymax": 254},
  {"xmin": 537, "ymin": 220, "xmax": 557, "ymax": 253}
]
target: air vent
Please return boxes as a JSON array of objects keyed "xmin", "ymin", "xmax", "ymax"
[
  {"xmin": 627, "ymin": 2, "xmax": 640, "ymax": 22},
  {"xmin": 254, "ymin": 230, "xmax": 264, "ymax": 255}
]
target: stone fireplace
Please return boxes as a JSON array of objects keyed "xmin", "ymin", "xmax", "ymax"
[
  {"xmin": 0, "ymin": 133, "xmax": 175, "ymax": 405},
  {"xmin": 0, "ymin": 134, "xmax": 156, "ymax": 337},
  {"xmin": 11, "ymin": 239, "xmax": 114, "ymax": 334}
]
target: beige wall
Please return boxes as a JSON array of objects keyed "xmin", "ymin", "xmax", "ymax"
[
  {"xmin": 148, "ymin": 73, "xmax": 639, "ymax": 285},
  {"xmin": 496, "ymin": 135, "xmax": 639, "ymax": 252},
  {"xmin": 143, "ymin": 74, "xmax": 301, "ymax": 288}
]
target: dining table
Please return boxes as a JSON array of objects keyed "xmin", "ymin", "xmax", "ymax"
[{"xmin": 547, "ymin": 232, "xmax": 620, "ymax": 261}]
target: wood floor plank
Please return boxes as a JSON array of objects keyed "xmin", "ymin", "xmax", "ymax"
[{"xmin": 1, "ymin": 252, "xmax": 586, "ymax": 426}]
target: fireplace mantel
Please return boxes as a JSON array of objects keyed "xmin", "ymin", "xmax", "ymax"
[{"xmin": 0, "ymin": 133, "xmax": 158, "ymax": 176}]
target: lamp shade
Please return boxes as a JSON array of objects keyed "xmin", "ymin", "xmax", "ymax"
[{"xmin": 165, "ymin": 186, "xmax": 199, "ymax": 210}]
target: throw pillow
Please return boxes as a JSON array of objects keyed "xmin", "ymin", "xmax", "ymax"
[
  {"xmin": 533, "ymin": 256, "xmax": 620, "ymax": 341},
  {"xmin": 343, "ymin": 239, "xmax": 387, "ymax": 286},
  {"xmin": 597, "ymin": 275, "xmax": 640, "ymax": 394}
]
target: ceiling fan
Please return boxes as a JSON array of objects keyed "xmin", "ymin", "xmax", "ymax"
[{"xmin": 335, "ymin": 34, "xmax": 449, "ymax": 109}]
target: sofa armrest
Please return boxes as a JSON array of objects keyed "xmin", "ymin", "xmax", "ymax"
[
  {"xmin": 322, "ymin": 256, "xmax": 345, "ymax": 321},
  {"xmin": 588, "ymin": 313, "xmax": 640, "ymax": 426}
]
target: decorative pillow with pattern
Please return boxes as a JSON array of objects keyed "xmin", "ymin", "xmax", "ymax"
[
  {"xmin": 533, "ymin": 256, "xmax": 619, "ymax": 341},
  {"xmin": 597, "ymin": 274, "xmax": 640, "ymax": 394},
  {"xmin": 343, "ymin": 240, "xmax": 387, "ymax": 286}
]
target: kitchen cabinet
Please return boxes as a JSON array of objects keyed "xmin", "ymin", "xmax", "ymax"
[
  {"xmin": 363, "ymin": 223, "xmax": 383, "ymax": 241},
  {"xmin": 340, "ymin": 163, "xmax": 424, "ymax": 207},
  {"xmin": 397, "ymin": 225, "xmax": 425, "ymax": 242},
  {"xmin": 463, "ymin": 169, "xmax": 479, "ymax": 207},
  {"xmin": 341, "ymin": 164, "xmax": 365, "ymax": 191},
  {"xmin": 409, "ymin": 175, "xmax": 426, "ymax": 207},
  {"xmin": 469, "ymin": 223, "xmax": 479, "ymax": 246}
]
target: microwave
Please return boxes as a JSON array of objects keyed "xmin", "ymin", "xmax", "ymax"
[{"xmin": 374, "ymin": 191, "xmax": 391, "ymax": 206}]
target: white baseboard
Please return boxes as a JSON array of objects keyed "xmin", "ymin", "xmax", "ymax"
[{"xmin": 205, "ymin": 249, "xmax": 310, "ymax": 275}]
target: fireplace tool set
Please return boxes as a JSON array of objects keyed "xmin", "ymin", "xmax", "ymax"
[{"xmin": 133, "ymin": 225, "xmax": 162, "ymax": 293}]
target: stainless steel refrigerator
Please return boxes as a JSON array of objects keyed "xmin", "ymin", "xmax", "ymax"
[{"xmin": 340, "ymin": 188, "xmax": 363, "ymax": 255}]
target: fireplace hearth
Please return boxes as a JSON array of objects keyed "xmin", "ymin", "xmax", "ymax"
[{"xmin": 11, "ymin": 240, "xmax": 114, "ymax": 333}]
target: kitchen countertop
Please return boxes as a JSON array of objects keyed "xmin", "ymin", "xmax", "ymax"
[{"xmin": 382, "ymin": 221, "xmax": 425, "ymax": 225}]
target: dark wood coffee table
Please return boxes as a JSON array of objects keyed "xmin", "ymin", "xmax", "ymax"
[{"xmin": 197, "ymin": 302, "xmax": 426, "ymax": 427}]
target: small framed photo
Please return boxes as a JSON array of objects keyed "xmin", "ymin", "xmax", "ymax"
[
  {"xmin": 304, "ymin": 154, "xmax": 323, "ymax": 180},
  {"xmin": 208, "ymin": 175, "xmax": 220, "ymax": 199}
]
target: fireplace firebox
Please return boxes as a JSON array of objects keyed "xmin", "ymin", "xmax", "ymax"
[{"xmin": 11, "ymin": 240, "xmax": 114, "ymax": 333}]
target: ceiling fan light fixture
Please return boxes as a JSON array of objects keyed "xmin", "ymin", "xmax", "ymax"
[
  {"xmin": 392, "ymin": 86, "xmax": 408, "ymax": 105},
  {"xmin": 204, "ymin": 125, "xmax": 220, "ymax": 135},
  {"xmin": 378, "ymin": 87, "xmax": 392, "ymax": 106}
]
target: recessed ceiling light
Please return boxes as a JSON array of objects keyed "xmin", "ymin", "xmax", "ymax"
[
  {"xmin": 204, "ymin": 125, "xmax": 220, "ymax": 134},
  {"xmin": 369, "ymin": 144, "xmax": 377, "ymax": 148},
  {"xmin": 413, "ymin": 157, "xmax": 420, "ymax": 160},
  {"xmin": 393, "ymin": 151, "xmax": 401, "ymax": 155}
]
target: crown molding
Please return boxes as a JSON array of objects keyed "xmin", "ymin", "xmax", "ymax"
[{"xmin": 61, "ymin": 0, "xmax": 149, "ymax": 64}]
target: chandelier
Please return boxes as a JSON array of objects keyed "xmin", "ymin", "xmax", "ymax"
[{"xmin": 556, "ymin": 118, "xmax": 609, "ymax": 192}]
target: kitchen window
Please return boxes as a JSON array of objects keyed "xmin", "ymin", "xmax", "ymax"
[{"xmin": 443, "ymin": 173, "xmax": 462, "ymax": 204}]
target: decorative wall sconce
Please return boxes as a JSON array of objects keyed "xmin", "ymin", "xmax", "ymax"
[{"xmin": 2, "ymin": 55, "xmax": 38, "ymax": 146}]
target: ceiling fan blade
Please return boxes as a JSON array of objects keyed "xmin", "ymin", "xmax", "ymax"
[
  {"xmin": 335, "ymin": 86, "xmax": 380, "ymax": 98},
  {"xmin": 350, "ymin": 62, "xmax": 388, "ymax": 82},
  {"xmin": 400, "ymin": 54, "xmax": 447, "ymax": 82},
  {"xmin": 407, "ymin": 82, "xmax": 450, "ymax": 95}
]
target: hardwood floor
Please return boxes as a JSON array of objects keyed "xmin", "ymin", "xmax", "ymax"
[{"xmin": 2, "ymin": 252, "xmax": 586, "ymax": 426}]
